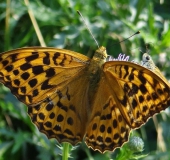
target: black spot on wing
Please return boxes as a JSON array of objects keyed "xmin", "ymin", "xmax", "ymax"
[
  {"xmin": 20, "ymin": 63, "xmax": 32, "ymax": 71},
  {"xmin": 28, "ymin": 78, "xmax": 37, "ymax": 88},
  {"xmin": 32, "ymin": 65, "xmax": 44, "ymax": 75},
  {"xmin": 5, "ymin": 65, "xmax": 13, "ymax": 72},
  {"xmin": 59, "ymin": 54, "xmax": 66, "ymax": 66},
  {"xmin": 53, "ymin": 52, "xmax": 60, "ymax": 65},
  {"xmin": 11, "ymin": 53, "xmax": 18, "ymax": 62},
  {"xmin": 13, "ymin": 69, "xmax": 19, "ymax": 76},
  {"xmin": 45, "ymin": 68, "xmax": 55, "ymax": 77},
  {"xmin": 138, "ymin": 72, "xmax": 146, "ymax": 84},
  {"xmin": 43, "ymin": 52, "xmax": 50, "ymax": 65},
  {"xmin": 2, "ymin": 60, "xmax": 9, "ymax": 66},
  {"xmin": 100, "ymin": 125, "xmax": 105, "ymax": 133},
  {"xmin": 32, "ymin": 89, "xmax": 39, "ymax": 97},
  {"xmin": 57, "ymin": 114, "xmax": 64, "ymax": 122},
  {"xmin": 21, "ymin": 72, "xmax": 30, "ymax": 80},
  {"xmin": 25, "ymin": 54, "xmax": 39, "ymax": 62},
  {"xmin": 41, "ymin": 79, "xmax": 54, "ymax": 90},
  {"xmin": 49, "ymin": 112, "xmax": 55, "ymax": 119},
  {"xmin": 20, "ymin": 86, "xmax": 26, "ymax": 93},
  {"xmin": 92, "ymin": 123, "xmax": 97, "ymax": 130},
  {"xmin": 123, "ymin": 65, "xmax": 129, "ymax": 79},
  {"xmin": 67, "ymin": 117, "xmax": 74, "ymax": 125},
  {"xmin": 14, "ymin": 79, "xmax": 20, "ymax": 86}
]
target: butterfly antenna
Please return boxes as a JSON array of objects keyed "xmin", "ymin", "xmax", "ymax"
[
  {"xmin": 145, "ymin": 43, "xmax": 153, "ymax": 54},
  {"xmin": 139, "ymin": 43, "xmax": 151, "ymax": 55},
  {"xmin": 119, "ymin": 31, "xmax": 140, "ymax": 43},
  {"xmin": 77, "ymin": 10, "xmax": 99, "ymax": 48}
]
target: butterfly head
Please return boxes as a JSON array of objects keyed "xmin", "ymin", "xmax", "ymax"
[
  {"xmin": 141, "ymin": 53, "xmax": 156, "ymax": 70},
  {"xmin": 142, "ymin": 53, "xmax": 152, "ymax": 62},
  {"xmin": 92, "ymin": 46, "xmax": 107, "ymax": 63}
]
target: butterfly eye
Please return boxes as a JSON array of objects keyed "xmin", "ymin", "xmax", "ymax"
[
  {"xmin": 146, "ymin": 55, "xmax": 150, "ymax": 61},
  {"xmin": 143, "ymin": 54, "xmax": 151, "ymax": 62}
]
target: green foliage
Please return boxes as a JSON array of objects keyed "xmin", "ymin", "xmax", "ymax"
[
  {"xmin": 115, "ymin": 136, "xmax": 147, "ymax": 160},
  {"xmin": 0, "ymin": 0, "xmax": 170, "ymax": 159}
]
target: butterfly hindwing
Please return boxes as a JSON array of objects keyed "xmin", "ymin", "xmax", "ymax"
[
  {"xmin": 28, "ymin": 69, "xmax": 90, "ymax": 145},
  {"xmin": 85, "ymin": 72, "xmax": 131, "ymax": 153}
]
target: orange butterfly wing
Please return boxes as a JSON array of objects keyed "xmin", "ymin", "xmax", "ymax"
[
  {"xmin": 85, "ymin": 61, "xmax": 170, "ymax": 153},
  {"xmin": 0, "ymin": 47, "xmax": 91, "ymax": 144},
  {"xmin": 0, "ymin": 47, "xmax": 89, "ymax": 105}
]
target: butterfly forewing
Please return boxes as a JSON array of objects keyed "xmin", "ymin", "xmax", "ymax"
[
  {"xmin": 103, "ymin": 61, "xmax": 170, "ymax": 128},
  {"xmin": 0, "ymin": 47, "xmax": 90, "ymax": 106}
]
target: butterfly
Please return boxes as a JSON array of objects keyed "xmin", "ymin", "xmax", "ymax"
[{"xmin": 0, "ymin": 46, "xmax": 170, "ymax": 153}]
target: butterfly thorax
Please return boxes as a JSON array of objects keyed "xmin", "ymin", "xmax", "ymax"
[
  {"xmin": 92, "ymin": 46, "xmax": 107, "ymax": 64},
  {"xmin": 87, "ymin": 46, "xmax": 107, "ymax": 102},
  {"xmin": 89, "ymin": 46, "xmax": 107, "ymax": 74}
]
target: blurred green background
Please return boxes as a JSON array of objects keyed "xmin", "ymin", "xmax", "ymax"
[{"xmin": 0, "ymin": 0, "xmax": 170, "ymax": 160}]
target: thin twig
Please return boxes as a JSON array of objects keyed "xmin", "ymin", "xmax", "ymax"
[{"xmin": 24, "ymin": 0, "xmax": 46, "ymax": 47}]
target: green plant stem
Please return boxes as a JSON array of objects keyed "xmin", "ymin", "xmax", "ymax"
[
  {"xmin": 84, "ymin": 147, "xmax": 94, "ymax": 160},
  {"xmin": 24, "ymin": 0, "xmax": 46, "ymax": 47},
  {"xmin": 62, "ymin": 143, "xmax": 70, "ymax": 160},
  {"xmin": 5, "ymin": 0, "xmax": 10, "ymax": 50}
]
